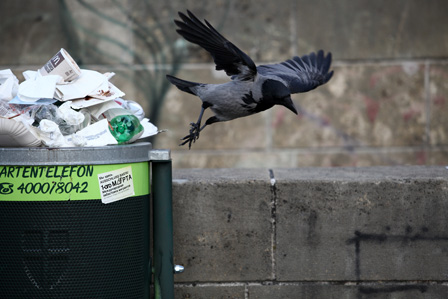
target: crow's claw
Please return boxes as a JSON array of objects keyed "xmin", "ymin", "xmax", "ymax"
[{"xmin": 179, "ymin": 122, "xmax": 201, "ymax": 149}]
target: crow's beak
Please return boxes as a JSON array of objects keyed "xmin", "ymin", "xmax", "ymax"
[{"xmin": 283, "ymin": 97, "xmax": 298, "ymax": 115}]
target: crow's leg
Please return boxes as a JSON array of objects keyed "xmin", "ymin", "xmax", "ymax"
[
  {"xmin": 180, "ymin": 105, "xmax": 207, "ymax": 148},
  {"xmin": 180, "ymin": 114, "xmax": 219, "ymax": 149}
]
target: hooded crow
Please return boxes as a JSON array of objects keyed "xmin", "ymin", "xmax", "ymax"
[{"xmin": 166, "ymin": 10, "xmax": 333, "ymax": 149}]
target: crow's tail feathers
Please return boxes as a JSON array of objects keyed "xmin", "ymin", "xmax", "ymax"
[{"xmin": 166, "ymin": 74, "xmax": 201, "ymax": 95}]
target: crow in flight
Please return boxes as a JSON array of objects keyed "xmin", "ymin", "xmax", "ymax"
[{"xmin": 166, "ymin": 10, "xmax": 333, "ymax": 148}]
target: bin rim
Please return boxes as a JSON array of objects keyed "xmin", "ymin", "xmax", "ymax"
[{"xmin": 0, "ymin": 142, "xmax": 152, "ymax": 166}]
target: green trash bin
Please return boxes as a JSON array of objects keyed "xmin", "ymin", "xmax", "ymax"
[{"xmin": 0, "ymin": 142, "xmax": 152, "ymax": 298}]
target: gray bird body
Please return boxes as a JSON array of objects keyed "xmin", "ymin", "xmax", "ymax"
[
  {"xmin": 166, "ymin": 10, "xmax": 333, "ymax": 148},
  {"xmin": 192, "ymin": 77, "xmax": 262, "ymax": 121}
]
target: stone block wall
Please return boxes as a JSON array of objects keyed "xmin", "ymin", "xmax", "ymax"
[
  {"xmin": 172, "ymin": 166, "xmax": 448, "ymax": 298},
  {"xmin": 0, "ymin": 0, "xmax": 447, "ymax": 167}
]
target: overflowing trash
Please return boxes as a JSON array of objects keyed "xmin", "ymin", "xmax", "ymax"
[{"xmin": 0, "ymin": 49, "xmax": 158, "ymax": 147}]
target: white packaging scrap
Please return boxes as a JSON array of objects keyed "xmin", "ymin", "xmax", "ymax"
[
  {"xmin": 0, "ymin": 48, "xmax": 159, "ymax": 147},
  {"xmin": 0, "ymin": 69, "xmax": 19, "ymax": 101}
]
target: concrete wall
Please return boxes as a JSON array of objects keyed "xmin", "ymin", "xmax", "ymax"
[
  {"xmin": 0, "ymin": 0, "xmax": 447, "ymax": 167},
  {"xmin": 172, "ymin": 166, "xmax": 448, "ymax": 298}
]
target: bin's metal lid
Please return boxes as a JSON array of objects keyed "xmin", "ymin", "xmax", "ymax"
[{"xmin": 0, "ymin": 142, "xmax": 152, "ymax": 165}]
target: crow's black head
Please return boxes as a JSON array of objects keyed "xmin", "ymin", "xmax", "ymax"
[{"xmin": 262, "ymin": 79, "xmax": 298, "ymax": 114}]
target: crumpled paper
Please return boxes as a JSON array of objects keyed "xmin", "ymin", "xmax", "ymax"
[
  {"xmin": 55, "ymin": 70, "xmax": 124, "ymax": 101},
  {"xmin": 0, "ymin": 69, "xmax": 19, "ymax": 101},
  {"xmin": 37, "ymin": 119, "xmax": 68, "ymax": 147},
  {"xmin": 0, "ymin": 48, "xmax": 160, "ymax": 148},
  {"xmin": 59, "ymin": 101, "xmax": 85, "ymax": 126},
  {"xmin": 16, "ymin": 69, "xmax": 125, "ymax": 103},
  {"xmin": 18, "ymin": 71, "xmax": 62, "ymax": 102}
]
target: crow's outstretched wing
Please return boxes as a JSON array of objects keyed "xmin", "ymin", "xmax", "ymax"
[
  {"xmin": 175, "ymin": 10, "xmax": 257, "ymax": 81},
  {"xmin": 257, "ymin": 50, "xmax": 333, "ymax": 93}
]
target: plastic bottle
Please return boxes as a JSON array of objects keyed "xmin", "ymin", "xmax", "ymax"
[{"xmin": 99, "ymin": 108, "xmax": 144, "ymax": 144}]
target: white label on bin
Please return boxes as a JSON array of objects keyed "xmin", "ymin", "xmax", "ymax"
[{"xmin": 98, "ymin": 166, "xmax": 135, "ymax": 204}]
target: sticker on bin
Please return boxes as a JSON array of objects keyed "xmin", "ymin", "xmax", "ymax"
[{"xmin": 98, "ymin": 166, "xmax": 134, "ymax": 204}]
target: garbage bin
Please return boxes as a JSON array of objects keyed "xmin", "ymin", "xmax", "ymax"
[{"xmin": 0, "ymin": 142, "xmax": 152, "ymax": 298}]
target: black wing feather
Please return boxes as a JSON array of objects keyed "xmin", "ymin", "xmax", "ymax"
[
  {"xmin": 175, "ymin": 10, "xmax": 257, "ymax": 81},
  {"xmin": 258, "ymin": 50, "xmax": 333, "ymax": 94}
]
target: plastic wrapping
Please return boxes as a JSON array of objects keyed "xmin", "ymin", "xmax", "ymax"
[
  {"xmin": 115, "ymin": 98, "xmax": 145, "ymax": 121},
  {"xmin": 30, "ymin": 103, "xmax": 85, "ymax": 136}
]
